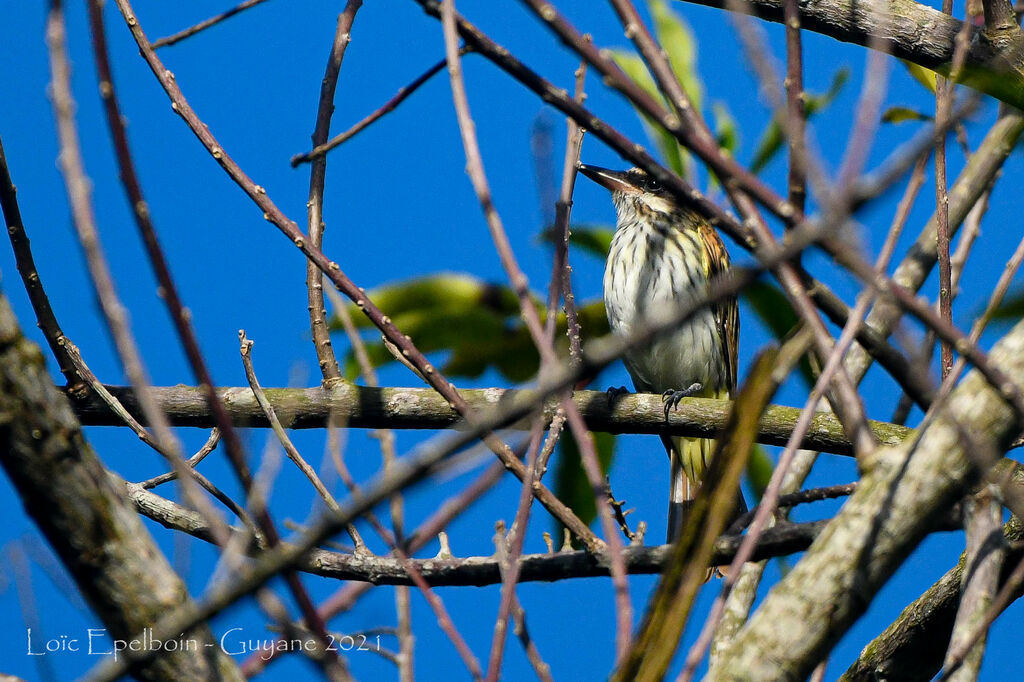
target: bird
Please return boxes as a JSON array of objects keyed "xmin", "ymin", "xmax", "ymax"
[{"xmin": 578, "ymin": 164, "xmax": 745, "ymax": 546}]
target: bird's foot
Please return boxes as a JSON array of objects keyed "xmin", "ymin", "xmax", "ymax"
[
  {"xmin": 606, "ymin": 386, "xmax": 630, "ymax": 405},
  {"xmin": 662, "ymin": 383, "xmax": 703, "ymax": 419}
]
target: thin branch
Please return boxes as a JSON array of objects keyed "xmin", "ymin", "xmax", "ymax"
[
  {"xmin": 128, "ymin": 483, "xmax": 837, "ymax": 585},
  {"xmin": 112, "ymin": 0, "xmax": 601, "ymax": 552},
  {"xmin": 240, "ymin": 458, "xmax": 508, "ymax": 675},
  {"xmin": 439, "ymin": 3, "xmax": 631, "ymax": 666},
  {"xmin": 305, "ymin": 2, "xmax": 362, "ymax": 385},
  {"xmin": 238, "ymin": 331, "xmax": 344, "ymax": 515},
  {"xmin": 728, "ymin": 482, "xmax": 858, "ymax": 531},
  {"xmin": 548, "ymin": 59, "xmax": 587, "ymax": 362},
  {"xmin": 932, "ymin": 0, "xmax": 972, "ymax": 380},
  {"xmin": 783, "ymin": 0, "xmax": 806, "ymax": 213},
  {"xmin": 150, "ymin": 0, "xmax": 275, "ymax": 49},
  {"xmin": 0, "ymin": 136, "xmax": 79, "ymax": 385},
  {"xmin": 519, "ymin": 0, "xmax": 797, "ymax": 223},
  {"xmin": 841, "ymin": 514, "xmax": 1024, "ymax": 681},
  {"xmin": 292, "ymin": 50, "xmax": 468, "ymax": 167},
  {"xmin": 844, "ymin": 108, "xmax": 1024, "ymax": 383},
  {"xmin": 324, "ymin": 284, "xmax": 414, "ymax": 680},
  {"xmin": 138, "ymin": 428, "xmax": 220, "ymax": 489}
]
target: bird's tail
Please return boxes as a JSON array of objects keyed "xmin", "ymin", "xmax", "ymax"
[
  {"xmin": 665, "ymin": 435, "xmax": 747, "ymax": 576},
  {"xmin": 665, "ymin": 435, "xmax": 712, "ymax": 543}
]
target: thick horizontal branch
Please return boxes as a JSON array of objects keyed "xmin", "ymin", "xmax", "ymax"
[
  {"xmin": 70, "ymin": 384, "xmax": 912, "ymax": 456},
  {"xmin": 675, "ymin": 0, "xmax": 1024, "ymax": 109},
  {"xmin": 128, "ymin": 481, "xmax": 825, "ymax": 585},
  {"xmin": 130, "ymin": 483, "xmax": 962, "ymax": 586}
]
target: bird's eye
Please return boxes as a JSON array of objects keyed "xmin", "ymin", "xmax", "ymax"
[{"xmin": 646, "ymin": 177, "xmax": 662, "ymax": 191}]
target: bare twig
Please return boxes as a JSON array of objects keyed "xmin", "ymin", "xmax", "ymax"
[
  {"xmin": 0, "ymin": 136, "xmax": 79, "ymax": 385},
  {"xmin": 128, "ymin": 484, "xmax": 841, "ymax": 585},
  {"xmin": 241, "ymin": 457, "xmax": 508, "ymax": 675},
  {"xmin": 138, "ymin": 429, "xmax": 220, "ymax": 489},
  {"xmin": 90, "ymin": 4, "xmax": 346, "ymax": 662},
  {"xmin": 292, "ymin": 50, "xmax": 470, "ymax": 167},
  {"xmin": 325, "ymin": 286, "xmax": 413, "ymax": 679},
  {"xmin": 521, "ymin": 0, "xmax": 797, "ymax": 222},
  {"xmin": 782, "ymin": 0, "xmax": 806, "ymax": 213},
  {"xmin": 305, "ymin": 3, "xmax": 362, "ymax": 385},
  {"xmin": 238, "ymin": 331, "xmax": 345, "ymax": 515},
  {"xmin": 150, "ymin": 0, "xmax": 275, "ymax": 49},
  {"xmin": 442, "ymin": 6, "xmax": 633, "ymax": 669},
  {"xmin": 112, "ymin": 0, "xmax": 602, "ymax": 552},
  {"xmin": 932, "ymin": 0, "xmax": 974, "ymax": 380}
]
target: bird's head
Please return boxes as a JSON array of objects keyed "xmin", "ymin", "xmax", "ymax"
[{"xmin": 578, "ymin": 164, "xmax": 678, "ymax": 221}]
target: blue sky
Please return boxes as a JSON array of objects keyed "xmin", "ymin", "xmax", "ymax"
[{"xmin": 1, "ymin": 0, "xmax": 1021, "ymax": 679}]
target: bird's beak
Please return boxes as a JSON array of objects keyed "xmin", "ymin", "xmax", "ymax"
[{"xmin": 578, "ymin": 164, "xmax": 637, "ymax": 194}]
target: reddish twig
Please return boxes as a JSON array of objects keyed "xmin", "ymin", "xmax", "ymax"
[
  {"xmin": 292, "ymin": 50, "xmax": 469, "ymax": 167},
  {"xmin": 84, "ymin": 2, "xmax": 351, "ymax": 669},
  {"xmin": 111, "ymin": 0, "xmax": 602, "ymax": 553},
  {"xmin": 0, "ymin": 137, "xmax": 79, "ymax": 385},
  {"xmin": 240, "ymin": 458, "xmax": 508, "ymax": 675},
  {"xmin": 519, "ymin": 0, "xmax": 797, "ymax": 223},
  {"xmin": 440, "ymin": 4, "xmax": 631, "ymax": 670},
  {"xmin": 414, "ymin": 0, "xmax": 934, "ymax": 409},
  {"xmin": 782, "ymin": 0, "xmax": 806, "ymax": 213},
  {"xmin": 150, "ymin": 0, "xmax": 275, "ymax": 49}
]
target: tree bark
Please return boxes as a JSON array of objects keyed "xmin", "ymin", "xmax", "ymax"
[
  {"xmin": 69, "ymin": 384, "xmax": 909, "ymax": 457},
  {"xmin": 674, "ymin": 0, "xmax": 1024, "ymax": 110},
  {"xmin": 0, "ymin": 291, "xmax": 241, "ymax": 682},
  {"xmin": 709, "ymin": 318, "xmax": 1024, "ymax": 681}
]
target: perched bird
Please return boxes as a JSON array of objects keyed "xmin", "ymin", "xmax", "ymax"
[{"xmin": 579, "ymin": 164, "xmax": 745, "ymax": 544}]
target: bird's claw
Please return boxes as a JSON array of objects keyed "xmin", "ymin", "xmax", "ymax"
[
  {"xmin": 606, "ymin": 386, "xmax": 629, "ymax": 405},
  {"xmin": 662, "ymin": 383, "xmax": 703, "ymax": 419}
]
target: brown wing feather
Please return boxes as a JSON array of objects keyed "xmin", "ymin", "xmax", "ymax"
[{"xmin": 700, "ymin": 222, "xmax": 738, "ymax": 395}]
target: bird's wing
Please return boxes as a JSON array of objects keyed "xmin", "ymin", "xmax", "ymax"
[{"xmin": 701, "ymin": 223, "xmax": 739, "ymax": 395}]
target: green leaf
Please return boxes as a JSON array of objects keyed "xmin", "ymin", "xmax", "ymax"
[
  {"xmin": 554, "ymin": 430, "xmax": 617, "ymax": 533},
  {"xmin": 712, "ymin": 101, "xmax": 739, "ymax": 156},
  {"xmin": 539, "ymin": 223, "xmax": 615, "ymax": 259},
  {"xmin": 742, "ymin": 281, "xmax": 799, "ymax": 340},
  {"xmin": 985, "ymin": 289, "xmax": 1024, "ymax": 320},
  {"xmin": 340, "ymin": 306, "xmax": 507, "ymax": 379},
  {"xmin": 746, "ymin": 444, "xmax": 773, "ymax": 502},
  {"xmin": 611, "ymin": 51, "xmax": 689, "ymax": 178},
  {"xmin": 750, "ymin": 121, "xmax": 784, "ymax": 175},
  {"xmin": 742, "ymin": 281, "xmax": 815, "ymax": 387},
  {"xmin": 333, "ymin": 273, "xmax": 610, "ymax": 383},
  {"xmin": 649, "ymin": 0, "xmax": 703, "ymax": 113},
  {"xmin": 881, "ymin": 106, "xmax": 932, "ymax": 124},
  {"xmin": 332, "ymin": 273, "xmax": 521, "ymax": 331},
  {"xmin": 750, "ymin": 68, "xmax": 849, "ymax": 173},
  {"xmin": 901, "ymin": 59, "xmax": 937, "ymax": 94},
  {"xmin": 811, "ymin": 67, "xmax": 850, "ymax": 112}
]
